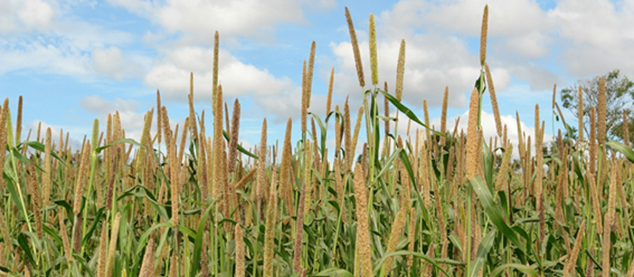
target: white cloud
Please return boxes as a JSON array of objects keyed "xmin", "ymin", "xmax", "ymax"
[
  {"xmin": 92, "ymin": 46, "xmax": 144, "ymax": 80},
  {"xmin": 109, "ymin": 0, "xmax": 305, "ymax": 43},
  {"xmin": 0, "ymin": 0, "xmax": 54, "ymax": 34},
  {"xmin": 79, "ymin": 95, "xmax": 149, "ymax": 141},
  {"xmin": 26, "ymin": 120, "xmax": 84, "ymax": 150},
  {"xmin": 330, "ymin": 29, "xmax": 477, "ymax": 109},
  {"xmin": 0, "ymin": 1, "xmax": 140, "ymax": 79},
  {"xmin": 80, "ymin": 95, "xmax": 139, "ymax": 115},
  {"xmin": 142, "ymin": 45, "xmax": 310, "ymax": 120},
  {"xmin": 550, "ymin": 0, "xmax": 634, "ymax": 78},
  {"xmin": 420, "ymin": 110, "xmax": 553, "ymax": 160},
  {"xmin": 19, "ymin": 0, "xmax": 54, "ymax": 30}
]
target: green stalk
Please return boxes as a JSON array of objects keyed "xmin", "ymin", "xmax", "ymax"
[
  {"xmin": 466, "ymin": 184, "xmax": 472, "ymax": 277},
  {"xmin": 477, "ymin": 68, "xmax": 486, "ymax": 128},
  {"xmin": 4, "ymin": 109, "xmax": 33, "ymax": 237},
  {"xmin": 330, "ymin": 201, "xmax": 344, "ymax": 268},
  {"xmin": 80, "ymin": 119, "xmax": 99, "ymax": 256}
]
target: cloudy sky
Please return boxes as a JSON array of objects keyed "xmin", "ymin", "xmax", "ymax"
[{"xmin": 1, "ymin": 0, "xmax": 633, "ymax": 154}]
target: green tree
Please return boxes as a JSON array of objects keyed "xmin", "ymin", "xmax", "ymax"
[{"xmin": 560, "ymin": 69, "xmax": 634, "ymax": 144}]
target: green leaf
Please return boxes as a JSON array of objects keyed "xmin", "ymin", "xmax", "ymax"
[
  {"xmin": 18, "ymin": 141, "xmax": 67, "ymax": 166},
  {"xmin": 223, "ymin": 130, "xmax": 258, "ymax": 159},
  {"xmin": 374, "ymin": 149, "xmax": 402, "ymax": 181},
  {"xmin": 489, "ymin": 264, "xmax": 538, "ymax": 276},
  {"xmin": 481, "ymin": 139, "xmax": 494, "ymax": 190},
  {"xmin": 309, "ymin": 268, "xmax": 354, "ymax": 277},
  {"xmin": 468, "ymin": 230, "xmax": 496, "ymax": 277},
  {"xmin": 470, "ymin": 176, "xmax": 525, "ymax": 253},
  {"xmin": 379, "ymin": 89, "xmax": 442, "ymax": 137},
  {"xmin": 310, "ymin": 113, "xmax": 328, "ymax": 158},
  {"xmin": 135, "ymin": 222, "xmax": 172, "ymax": 256},
  {"xmin": 605, "ymin": 141, "xmax": 634, "ymax": 163},
  {"xmin": 81, "ymin": 208, "xmax": 105, "ymax": 245},
  {"xmin": 5, "ymin": 178, "xmax": 30, "ymax": 232},
  {"xmin": 95, "ymin": 137, "xmax": 144, "ymax": 153},
  {"xmin": 398, "ymin": 150, "xmax": 416, "ymax": 188},
  {"xmin": 190, "ymin": 204, "xmax": 214, "ymax": 277},
  {"xmin": 17, "ymin": 232, "xmax": 35, "ymax": 266},
  {"xmin": 373, "ymin": 250, "xmax": 458, "ymax": 277}
]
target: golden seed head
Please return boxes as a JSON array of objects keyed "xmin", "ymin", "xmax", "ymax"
[
  {"xmin": 105, "ymin": 213, "xmax": 122, "ymax": 277},
  {"xmin": 351, "ymin": 106, "xmax": 364, "ymax": 171},
  {"xmin": 465, "ymin": 88, "xmax": 480, "ymax": 180},
  {"xmin": 396, "ymin": 39, "xmax": 406, "ymax": 101},
  {"xmin": 235, "ymin": 224, "xmax": 245, "ymax": 277},
  {"xmin": 307, "ymin": 41, "xmax": 316, "ymax": 108},
  {"xmin": 301, "ymin": 60, "xmax": 308, "ymax": 133},
  {"xmin": 213, "ymin": 31, "xmax": 220, "ymax": 108},
  {"xmin": 263, "ymin": 169, "xmax": 278, "ymax": 277},
  {"xmin": 369, "ymin": 13, "xmax": 378, "ymax": 85},
  {"xmin": 345, "ymin": 7, "xmax": 365, "ymax": 87},
  {"xmin": 480, "ymin": 5, "xmax": 488, "ymax": 66},
  {"xmin": 485, "ymin": 63, "xmax": 502, "ymax": 137},
  {"xmin": 73, "ymin": 140, "xmax": 91, "ymax": 215},
  {"xmin": 598, "ymin": 76, "xmax": 606, "ymax": 145},
  {"xmin": 256, "ymin": 118, "xmax": 268, "ymax": 213},
  {"xmin": 228, "ymin": 99, "xmax": 241, "ymax": 173},
  {"xmin": 326, "ymin": 67, "xmax": 334, "ymax": 115},
  {"xmin": 623, "ymin": 110, "xmax": 630, "ymax": 146},
  {"xmin": 577, "ymin": 86, "xmax": 584, "ymax": 142}
]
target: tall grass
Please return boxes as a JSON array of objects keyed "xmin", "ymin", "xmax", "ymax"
[{"xmin": 0, "ymin": 5, "xmax": 633, "ymax": 277}]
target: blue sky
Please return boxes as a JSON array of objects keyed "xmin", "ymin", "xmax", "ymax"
[{"xmin": 2, "ymin": 0, "xmax": 634, "ymax": 153}]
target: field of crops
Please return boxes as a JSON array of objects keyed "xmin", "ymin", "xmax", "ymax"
[{"xmin": 0, "ymin": 6, "xmax": 633, "ymax": 277}]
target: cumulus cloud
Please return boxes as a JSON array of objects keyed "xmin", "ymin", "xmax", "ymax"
[
  {"xmin": 330, "ymin": 24, "xmax": 480, "ymax": 109},
  {"xmin": 26, "ymin": 120, "xmax": 84, "ymax": 150},
  {"xmin": 0, "ymin": 1, "xmax": 139, "ymax": 79},
  {"xmin": 142, "ymin": 45, "xmax": 311, "ymax": 120},
  {"xmin": 108, "ymin": 0, "xmax": 305, "ymax": 43},
  {"xmin": 80, "ymin": 95, "xmax": 147, "ymax": 140},
  {"xmin": 410, "ymin": 110, "xmax": 553, "ymax": 160},
  {"xmin": 550, "ymin": 0, "xmax": 634, "ymax": 78},
  {"xmin": 0, "ymin": 0, "xmax": 54, "ymax": 34},
  {"xmin": 92, "ymin": 47, "xmax": 144, "ymax": 80}
]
